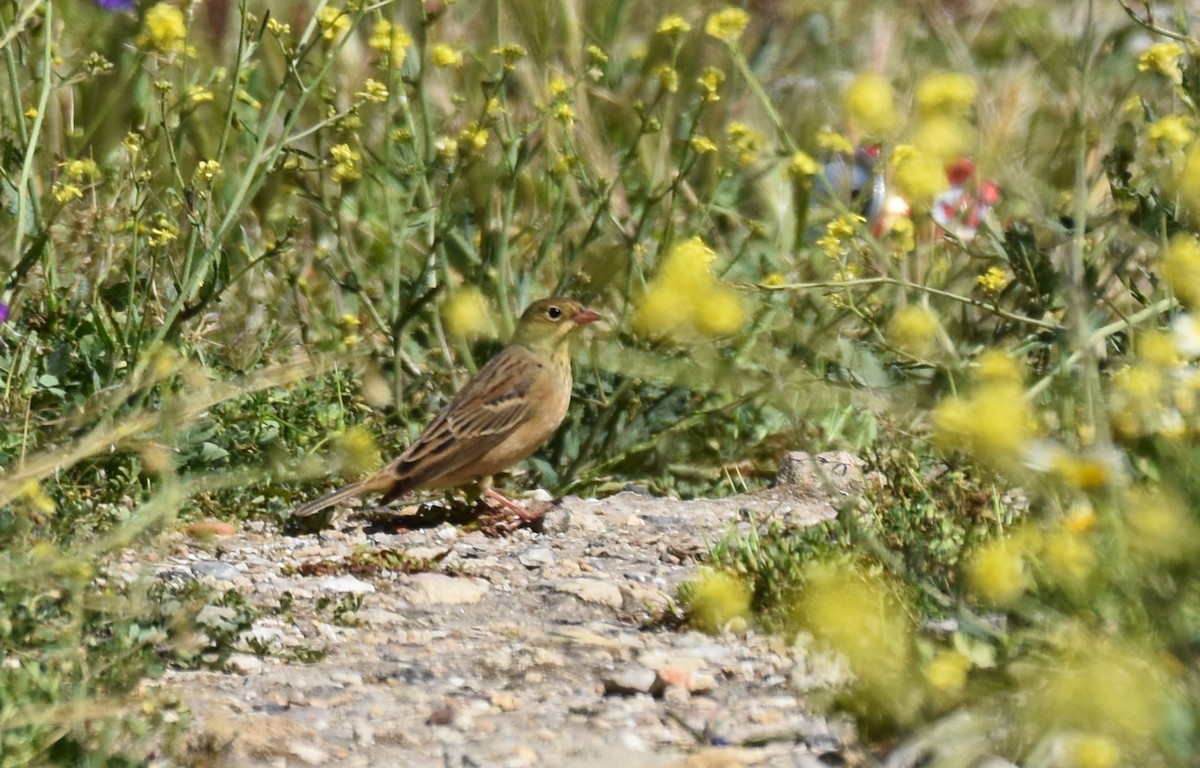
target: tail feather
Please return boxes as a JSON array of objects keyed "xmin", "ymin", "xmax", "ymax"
[{"xmin": 293, "ymin": 475, "xmax": 390, "ymax": 518}]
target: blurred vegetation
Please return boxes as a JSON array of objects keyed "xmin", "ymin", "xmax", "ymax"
[{"xmin": 2, "ymin": 0, "xmax": 1200, "ymax": 764}]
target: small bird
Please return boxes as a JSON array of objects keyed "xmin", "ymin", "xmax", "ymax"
[{"xmin": 294, "ymin": 297, "xmax": 602, "ymax": 520}]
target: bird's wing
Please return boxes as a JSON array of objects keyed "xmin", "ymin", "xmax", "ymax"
[{"xmin": 380, "ymin": 345, "xmax": 539, "ymax": 501}]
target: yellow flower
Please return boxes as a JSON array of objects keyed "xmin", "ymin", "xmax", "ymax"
[
  {"xmin": 1070, "ymin": 735, "xmax": 1121, "ymax": 768},
  {"xmin": 196, "ymin": 159, "xmax": 222, "ymax": 181},
  {"xmin": 844, "ymin": 73, "xmax": 896, "ymax": 136},
  {"xmin": 794, "ymin": 562, "xmax": 916, "ymax": 723},
  {"xmin": 1177, "ymin": 140, "xmax": 1200, "ymax": 221},
  {"xmin": 52, "ymin": 182, "xmax": 83, "ymax": 203},
  {"xmin": 976, "ymin": 266, "xmax": 1008, "ymax": 296},
  {"xmin": 266, "ymin": 18, "xmax": 290, "ymax": 37},
  {"xmin": 697, "ymin": 66, "xmax": 725, "ymax": 100},
  {"xmin": 430, "ymin": 43, "xmax": 464, "ymax": 68},
  {"xmin": 891, "ymin": 144, "xmax": 945, "ymax": 208},
  {"xmin": 932, "ymin": 382, "xmax": 1034, "ymax": 472},
  {"xmin": 704, "ymin": 6, "xmax": 750, "ymax": 43},
  {"xmin": 357, "ymin": 78, "xmax": 389, "ymax": 103},
  {"xmin": 459, "ymin": 123, "xmax": 489, "ymax": 152},
  {"xmin": 915, "ymin": 71, "xmax": 977, "ymax": 118},
  {"xmin": 138, "ymin": 3, "xmax": 187, "ymax": 54},
  {"xmin": 1124, "ymin": 487, "xmax": 1199, "ymax": 563},
  {"xmin": 1147, "ymin": 114, "xmax": 1194, "ymax": 149},
  {"xmin": 686, "ymin": 568, "xmax": 751, "ymax": 633},
  {"xmin": 653, "ymin": 65, "xmax": 679, "ymax": 93},
  {"xmin": 634, "ymin": 237, "xmax": 747, "ymax": 342},
  {"xmin": 553, "ymin": 103, "xmax": 576, "ymax": 124},
  {"xmin": 494, "ymin": 44, "xmax": 528, "ymax": 71},
  {"xmin": 975, "ymin": 349, "xmax": 1023, "ymax": 384},
  {"xmin": 369, "ymin": 19, "xmax": 412, "ymax": 62},
  {"xmin": 1039, "ymin": 526, "xmax": 1096, "ymax": 590},
  {"xmin": 442, "ymin": 287, "xmax": 494, "ymax": 340},
  {"xmin": 912, "ymin": 115, "xmax": 973, "ymax": 164},
  {"xmin": 815, "ymin": 129, "xmax": 854, "ymax": 155},
  {"xmin": 656, "ymin": 15, "xmax": 692, "ymax": 36},
  {"xmin": 1137, "ymin": 41, "xmax": 1185, "ymax": 84},
  {"xmin": 334, "ymin": 426, "xmax": 381, "ymax": 476},
  {"xmin": 889, "ymin": 305, "xmax": 941, "ymax": 358},
  {"xmin": 329, "ymin": 143, "xmax": 361, "ymax": 184},
  {"xmin": 62, "ymin": 159, "xmax": 100, "ymax": 181},
  {"xmin": 316, "ymin": 7, "xmax": 350, "ymax": 42},
  {"xmin": 923, "ymin": 650, "xmax": 971, "ymax": 694},
  {"xmin": 1161, "ymin": 235, "xmax": 1200, "ymax": 307},
  {"xmin": 689, "ymin": 135, "xmax": 717, "ymax": 154},
  {"xmin": 787, "ymin": 150, "xmax": 818, "ymax": 177},
  {"xmin": 966, "ymin": 536, "xmax": 1028, "ymax": 606}
]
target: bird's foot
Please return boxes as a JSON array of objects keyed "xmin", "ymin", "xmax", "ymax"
[{"xmin": 478, "ymin": 488, "xmax": 550, "ymax": 536}]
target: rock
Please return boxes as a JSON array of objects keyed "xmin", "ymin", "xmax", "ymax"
[
  {"xmin": 518, "ymin": 546, "xmax": 556, "ymax": 569},
  {"xmin": 317, "ymin": 575, "xmax": 376, "ymax": 594},
  {"xmin": 227, "ymin": 653, "xmax": 263, "ymax": 675},
  {"xmin": 549, "ymin": 578, "xmax": 623, "ymax": 609},
  {"xmin": 406, "ymin": 573, "xmax": 489, "ymax": 605},
  {"xmin": 602, "ymin": 665, "xmax": 658, "ymax": 695},
  {"xmin": 192, "ymin": 560, "xmax": 241, "ymax": 581},
  {"xmin": 542, "ymin": 506, "xmax": 608, "ymax": 536},
  {"xmin": 288, "ymin": 742, "xmax": 329, "ymax": 765},
  {"xmin": 187, "ymin": 520, "xmax": 236, "ymax": 538}
]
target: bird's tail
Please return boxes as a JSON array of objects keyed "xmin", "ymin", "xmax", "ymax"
[{"xmin": 293, "ymin": 476, "xmax": 384, "ymax": 518}]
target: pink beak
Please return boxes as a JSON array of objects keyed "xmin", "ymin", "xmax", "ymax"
[{"xmin": 573, "ymin": 308, "xmax": 602, "ymax": 325}]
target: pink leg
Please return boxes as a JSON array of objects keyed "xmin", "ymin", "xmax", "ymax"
[{"xmin": 482, "ymin": 487, "xmax": 543, "ymax": 521}]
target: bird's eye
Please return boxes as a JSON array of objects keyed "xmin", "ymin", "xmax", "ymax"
[{"xmin": 546, "ymin": 306, "xmax": 563, "ymax": 320}]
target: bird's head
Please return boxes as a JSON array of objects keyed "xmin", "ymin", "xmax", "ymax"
[{"xmin": 511, "ymin": 297, "xmax": 601, "ymax": 356}]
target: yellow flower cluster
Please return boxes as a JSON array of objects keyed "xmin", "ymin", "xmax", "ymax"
[
  {"xmin": 727, "ymin": 122, "xmax": 764, "ymax": 166},
  {"xmin": 704, "ymin": 6, "xmax": 750, "ymax": 43},
  {"xmin": 138, "ymin": 3, "xmax": 186, "ymax": 55},
  {"xmin": 793, "ymin": 562, "xmax": 919, "ymax": 724},
  {"xmin": 844, "ymin": 73, "xmax": 896, "ymax": 137},
  {"xmin": 1147, "ymin": 114, "xmax": 1194, "ymax": 149},
  {"xmin": 975, "ymin": 266, "xmax": 1008, "ymax": 296},
  {"xmin": 890, "ymin": 144, "xmax": 945, "ymax": 208},
  {"xmin": 431, "ymin": 43, "xmax": 464, "ymax": 68},
  {"xmin": 329, "ymin": 143, "xmax": 361, "ymax": 184},
  {"xmin": 316, "ymin": 7, "xmax": 350, "ymax": 42},
  {"xmin": 442, "ymin": 287, "xmax": 494, "ymax": 340},
  {"xmin": 1137, "ymin": 41, "xmax": 1185, "ymax": 84},
  {"xmin": 633, "ymin": 237, "xmax": 747, "ymax": 342},
  {"xmin": 911, "ymin": 71, "xmax": 977, "ymax": 166},
  {"xmin": 888, "ymin": 305, "xmax": 941, "ymax": 359},
  {"xmin": 656, "ymin": 15, "xmax": 691, "ymax": 37},
  {"xmin": 931, "ymin": 350, "xmax": 1034, "ymax": 473},
  {"xmin": 685, "ymin": 568, "xmax": 751, "ymax": 633},
  {"xmin": 333, "ymin": 426, "xmax": 381, "ymax": 476},
  {"xmin": 369, "ymin": 19, "xmax": 412, "ymax": 62}
]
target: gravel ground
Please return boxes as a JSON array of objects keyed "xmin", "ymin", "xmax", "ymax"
[{"xmin": 120, "ymin": 453, "xmax": 870, "ymax": 767}]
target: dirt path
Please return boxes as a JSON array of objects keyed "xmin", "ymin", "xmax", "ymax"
[{"xmin": 134, "ymin": 453, "xmax": 864, "ymax": 767}]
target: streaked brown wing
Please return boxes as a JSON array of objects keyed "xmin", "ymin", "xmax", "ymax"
[{"xmin": 379, "ymin": 346, "xmax": 537, "ymax": 501}]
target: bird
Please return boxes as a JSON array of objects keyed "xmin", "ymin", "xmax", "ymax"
[{"xmin": 293, "ymin": 296, "xmax": 602, "ymax": 520}]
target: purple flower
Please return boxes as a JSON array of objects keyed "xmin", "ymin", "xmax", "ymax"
[
  {"xmin": 95, "ymin": 0, "xmax": 135, "ymax": 10},
  {"xmin": 0, "ymin": 304, "xmax": 8, "ymax": 324}
]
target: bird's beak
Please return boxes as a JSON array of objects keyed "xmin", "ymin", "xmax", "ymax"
[{"xmin": 573, "ymin": 307, "xmax": 602, "ymax": 325}]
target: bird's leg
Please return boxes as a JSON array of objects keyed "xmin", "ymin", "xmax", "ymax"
[{"xmin": 483, "ymin": 487, "xmax": 544, "ymax": 521}]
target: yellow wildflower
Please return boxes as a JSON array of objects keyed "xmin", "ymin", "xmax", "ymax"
[
  {"xmin": 369, "ymin": 19, "xmax": 412, "ymax": 62},
  {"xmin": 316, "ymin": 7, "xmax": 350, "ymax": 42},
  {"xmin": 787, "ymin": 150, "xmax": 818, "ymax": 177},
  {"xmin": 689, "ymin": 135, "xmax": 717, "ymax": 154},
  {"xmin": 1161, "ymin": 235, "xmax": 1200, "ymax": 307},
  {"xmin": 52, "ymin": 182, "xmax": 83, "ymax": 203},
  {"xmin": 196, "ymin": 160, "xmax": 222, "ymax": 181},
  {"xmin": 685, "ymin": 568, "xmax": 751, "ymax": 633},
  {"xmin": 923, "ymin": 650, "xmax": 971, "ymax": 695},
  {"xmin": 553, "ymin": 103, "xmax": 576, "ymax": 124},
  {"xmin": 976, "ymin": 266, "xmax": 1008, "ymax": 296},
  {"xmin": 656, "ymin": 15, "xmax": 692, "ymax": 36},
  {"xmin": 888, "ymin": 305, "xmax": 941, "ymax": 358},
  {"xmin": 915, "ymin": 71, "xmax": 978, "ymax": 118},
  {"xmin": 815, "ymin": 128, "xmax": 854, "ymax": 155},
  {"xmin": 697, "ymin": 66, "xmax": 725, "ymax": 101},
  {"xmin": 459, "ymin": 124, "xmax": 489, "ymax": 152},
  {"xmin": 138, "ymin": 3, "xmax": 187, "ymax": 54},
  {"xmin": 912, "ymin": 115, "xmax": 973, "ymax": 164},
  {"xmin": 334, "ymin": 426, "xmax": 381, "ymax": 476},
  {"xmin": 891, "ymin": 144, "xmax": 945, "ymax": 208},
  {"xmin": 266, "ymin": 18, "xmax": 290, "ymax": 37},
  {"xmin": 966, "ymin": 536, "xmax": 1028, "ymax": 606},
  {"xmin": 653, "ymin": 65, "xmax": 679, "ymax": 93},
  {"xmin": 975, "ymin": 349, "xmax": 1023, "ymax": 384},
  {"xmin": 634, "ymin": 237, "xmax": 746, "ymax": 342},
  {"xmin": 357, "ymin": 78, "xmax": 389, "ymax": 103},
  {"xmin": 329, "ymin": 143, "xmax": 361, "ymax": 184},
  {"xmin": 1137, "ymin": 41, "xmax": 1185, "ymax": 84},
  {"xmin": 844, "ymin": 73, "xmax": 896, "ymax": 136},
  {"xmin": 187, "ymin": 85, "xmax": 214, "ymax": 104},
  {"xmin": 494, "ymin": 43, "xmax": 527, "ymax": 71},
  {"xmin": 443, "ymin": 287, "xmax": 494, "ymax": 340},
  {"xmin": 704, "ymin": 6, "xmax": 750, "ymax": 43},
  {"xmin": 932, "ymin": 381, "xmax": 1034, "ymax": 472},
  {"xmin": 1147, "ymin": 114, "xmax": 1194, "ymax": 149},
  {"xmin": 431, "ymin": 43, "xmax": 464, "ymax": 68}
]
